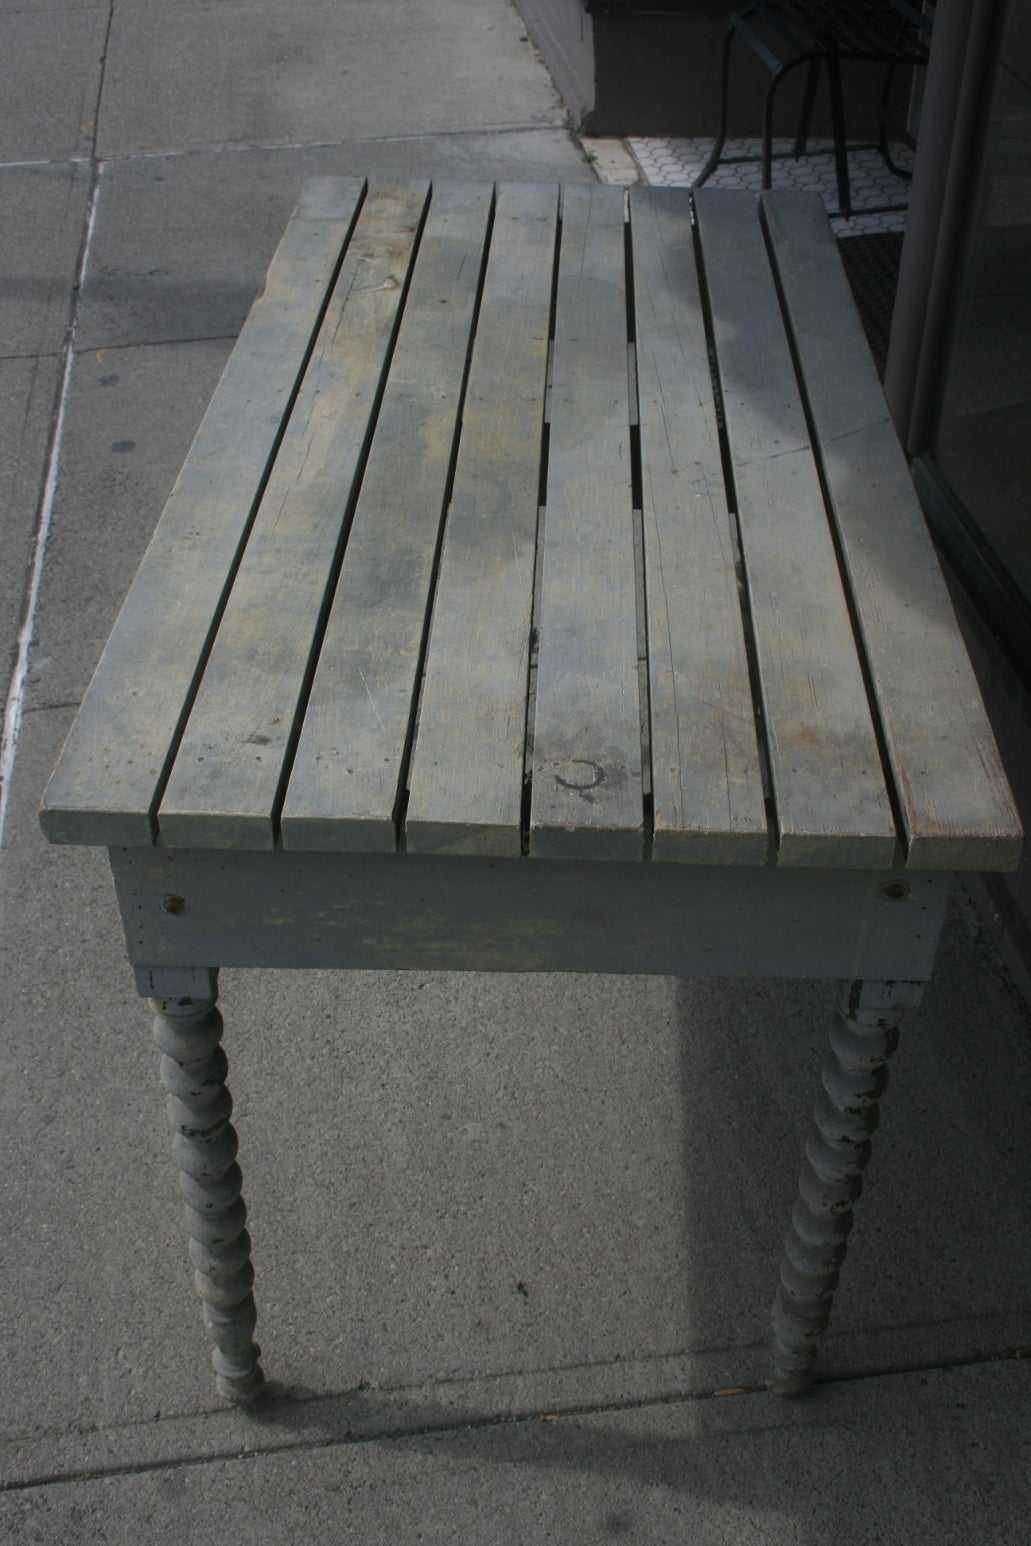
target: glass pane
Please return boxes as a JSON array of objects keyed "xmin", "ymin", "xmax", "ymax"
[{"xmin": 934, "ymin": 0, "xmax": 1031, "ymax": 604}]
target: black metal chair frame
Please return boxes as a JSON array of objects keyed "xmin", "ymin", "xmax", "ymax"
[{"xmin": 693, "ymin": 1, "xmax": 935, "ymax": 218}]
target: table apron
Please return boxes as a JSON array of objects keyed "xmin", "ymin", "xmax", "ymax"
[{"xmin": 109, "ymin": 849, "xmax": 949, "ymax": 982}]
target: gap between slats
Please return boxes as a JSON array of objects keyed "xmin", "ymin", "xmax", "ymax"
[
  {"xmin": 150, "ymin": 180, "xmax": 370, "ymax": 843},
  {"xmin": 692, "ymin": 189, "xmax": 898, "ymax": 865},
  {"xmin": 520, "ymin": 205, "xmax": 563, "ymax": 856},
  {"xmin": 404, "ymin": 186, "xmax": 773, "ymax": 862},
  {"xmin": 519, "ymin": 210, "xmax": 563, "ymax": 855},
  {"xmin": 757, "ymin": 196, "xmax": 907, "ymax": 863},
  {"xmin": 401, "ymin": 186, "xmax": 650, "ymax": 860},
  {"xmin": 400, "ymin": 186, "xmax": 559, "ymax": 859},
  {"xmin": 623, "ymin": 209, "xmax": 656, "ymax": 855},
  {"xmin": 265, "ymin": 184, "xmax": 440, "ymax": 849},
  {"xmin": 262, "ymin": 186, "xmax": 839, "ymax": 863},
  {"xmin": 276, "ymin": 183, "xmax": 500, "ymax": 853},
  {"xmin": 684, "ymin": 201, "xmax": 778, "ymax": 848},
  {"xmin": 389, "ymin": 188, "xmax": 501, "ymax": 848},
  {"xmin": 527, "ymin": 184, "xmax": 645, "ymax": 858}
]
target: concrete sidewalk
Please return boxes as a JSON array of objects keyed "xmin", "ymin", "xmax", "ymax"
[{"xmin": 1, "ymin": 1, "xmax": 1029, "ymax": 1539}]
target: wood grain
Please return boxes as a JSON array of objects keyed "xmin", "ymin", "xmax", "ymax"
[
  {"xmin": 40, "ymin": 177, "xmax": 367, "ymax": 846},
  {"xmin": 405, "ymin": 183, "xmax": 559, "ymax": 856},
  {"xmin": 158, "ymin": 182, "xmax": 430, "ymax": 848},
  {"xmin": 280, "ymin": 183, "xmax": 494, "ymax": 851},
  {"xmin": 530, "ymin": 184, "xmax": 644, "ymax": 859},
  {"xmin": 763, "ymin": 189, "xmax": 1022, "ymax": 870},
  {"xmin": 695, "ymin": 189, "xmax": 897, "ymax": 868},
  {"xmin": 631, "ymin": 185, "xmax": 768, "ymax": 863},
  {"xmin": 111, "ymin": 846, "xmax": 949, "ymax": 981}
]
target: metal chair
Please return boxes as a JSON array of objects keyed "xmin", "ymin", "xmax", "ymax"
[{"xmin": 693, "ymin": 1, "xmax": 935, "ymax": 217}]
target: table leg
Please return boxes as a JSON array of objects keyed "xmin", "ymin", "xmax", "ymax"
[
  {"xmin": 769, "ymin": 977, "xmax": 924, "ymax": 1396},
  {"xmin": 144, "ymin": 968, "xmax": 264, "ymax": 1402}
]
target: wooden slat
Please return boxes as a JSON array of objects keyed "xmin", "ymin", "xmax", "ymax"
[
  {"xmin": 279, "ymin": 183, "xmax": 494, "ymax": 851},
  {"xmin": 630, "ymin": 186, "xmax": 768, "ymax": 864},
  {"xmin": 529, "ymin": 184, "xmax": 643, "ymax": 859},
  {"xmin": 404, "ymin": 184, "xmax": 559, "ymax": 856},
  {"xmin": 157, "ymin": 182, "xmax": 430, "ymax": 848},
  {"xmin": 39, "ymin": 177, "xmax": 367, "ymax": 846},
  {"xmin": 694, "ymin": 189, "xmax": 897, "ymax": 867},
  {"xmin": 762, "ymin": 189, "xmax": 1022, "ymax": 871}
]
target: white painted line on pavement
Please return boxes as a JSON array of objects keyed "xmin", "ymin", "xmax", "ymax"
[
  {"xmin": 0, "ymin": 168, "xmax": 103, "ymax": 853},
  {"xmin": 0, "ymin": 157, "xmax": 92, "ymax": 171}
]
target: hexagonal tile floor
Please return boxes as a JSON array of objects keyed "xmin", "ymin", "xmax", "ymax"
[{"xmin": 627, "ymin": 135, "xmax": 912, "ymax": 235}]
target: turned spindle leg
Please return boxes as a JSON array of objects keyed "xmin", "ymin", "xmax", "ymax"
[
  {"xmin": 769, "ymin": 978, "xmax": 923, "ymax": 1397},
  {"xmin": 149, "ymin": 976, "xmax": 264, "ymax": 1402}
]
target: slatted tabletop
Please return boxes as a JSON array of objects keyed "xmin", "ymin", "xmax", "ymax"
[{"xmin": 41, "ymin": 178, "xmax": 1021, "ymax": 874}]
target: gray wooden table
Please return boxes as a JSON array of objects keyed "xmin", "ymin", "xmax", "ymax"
[{"xmin": 41, "ymin": 178, "xmax": 1022, "ymax": 1403}]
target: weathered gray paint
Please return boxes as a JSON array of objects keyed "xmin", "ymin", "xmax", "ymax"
[
  {"xmin": 769, "ymin": 978, "xmax": 924, "ymax": 1395},
  {"xmin": 39, "ymin": 178, "xmax": 367, "ymax": 848},
  {"xmin": 631, "ymin": 186, "xmax": 767, "ymax": 863},
  {"xmin": 133, "ymin": 964, "xmax": 218, "ymax": 1000},
  {"xmin": 38, "ymin": 179, "xmax": 1024, "ymax": 1403},
  {"xmin": 695, "ymin": 189, "xmax": 898, "ymax": 868},
  {"xmin": 762, "ymin": 189, "xmax": 1022, "ymax": 872},
  {"xmin": 281, "ymin": 184, "xmax": 494, "ymax": 851},
  {"xmin": 149, "ymin": 984, "xmax": 264, "ymax": 1403},
  {"xmin": 42, "ymin": 179, "xmax": 1022, "ymax": 874},
  {"xmin": 405, "ymin": 183, "xmax": 559, "ymax": 857},
  {"xmin": 110, "ymin": 846, "xmax": 949, "ymax": 982},
  {"xmin": 530, "ymin": 183, "xmax": 643, "ymax": 858},
  {"xmin": 159, "ymin": 182, "xmax": 430, "ymax": 851}
]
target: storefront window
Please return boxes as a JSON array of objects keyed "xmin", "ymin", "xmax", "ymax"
[{"xmin": 933, "ymin": 0, "xmax": 1031, "ymax": 607}]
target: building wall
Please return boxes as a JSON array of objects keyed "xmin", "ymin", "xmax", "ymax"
[{"xmin": 514, "ymin": 0, "xmax": 905, "ymax": 137}]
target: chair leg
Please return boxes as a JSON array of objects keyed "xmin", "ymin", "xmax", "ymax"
[
  {"xmin": 826, "ymin": 49, "xmax": 852, "ymax": 217},
  {"xmin": 877, "ymin": 60, "xmax": 916, "ymax": 179},
  {"xmin": 761, "ymin": 67, "xmax": 780, "ymax": 189},
  {"xmin": 693, "ymin": 19, "xmax": 737, "ymax": 189},
  {"xmin": 769, "ymin": 978, "xmax": 924, "ymax": 1396},
  {"xmin": 877, "ymin": 59, "xmax": 898, "ymax": 169},
  {"xmin": 149, "ymin": 973, "xmax": 264, "ymax": 1402},
  {"xmin": 794, "ymin": 57, "xmax": 821, "ymax": 160}
]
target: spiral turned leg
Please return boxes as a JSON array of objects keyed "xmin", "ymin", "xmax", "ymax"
[
  {"xmin": 769, "ymin": 979, "xmax": 923, "ymax": 1397},
  {"xmin": 150, "ymin": 984, "xmax": 264, "ymax": 1402}
]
